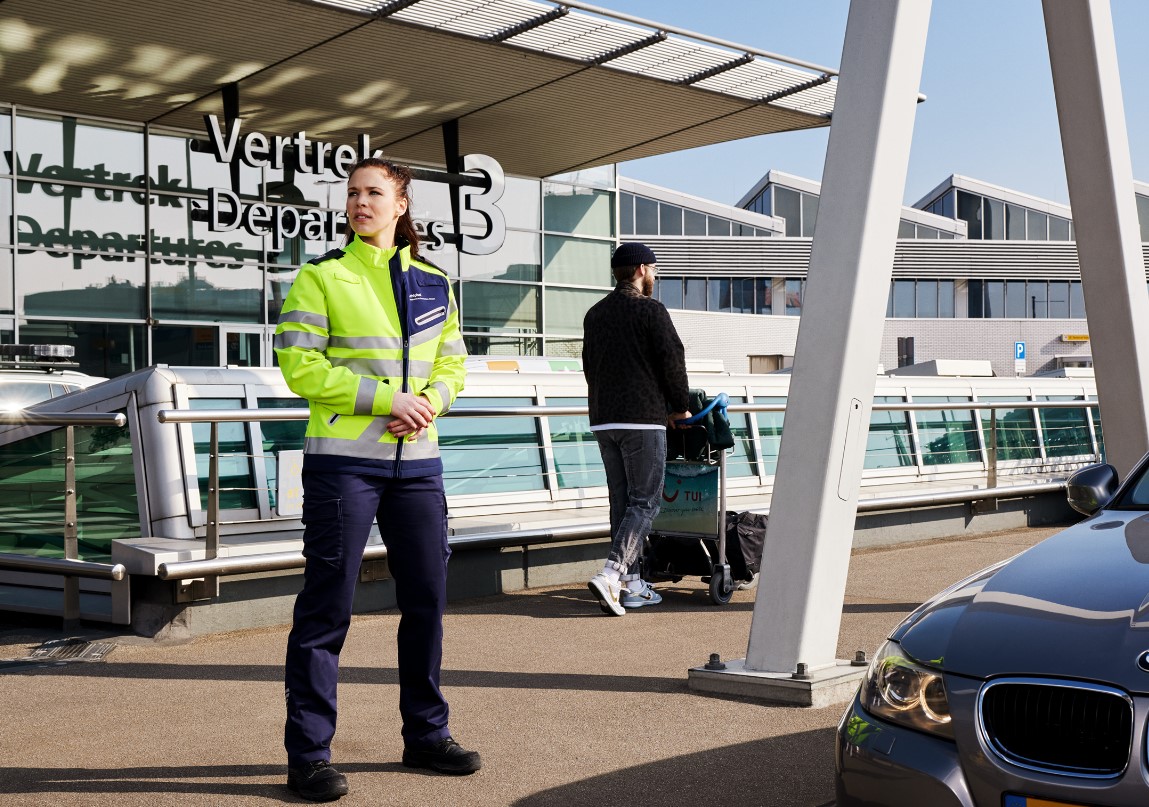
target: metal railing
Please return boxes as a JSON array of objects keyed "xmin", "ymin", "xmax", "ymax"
[
  {"xmin": 0, "ymin": 411, "xmax": 128, "ymax": 625},
  {"xmin": 151, "ymin": 398, "xmax": 1102, "ymax": 590}
]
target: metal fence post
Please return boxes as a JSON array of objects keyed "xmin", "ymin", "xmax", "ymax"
[{"xmin": 987, "ymin": 407, "xmax": 998, "ymax": 490}]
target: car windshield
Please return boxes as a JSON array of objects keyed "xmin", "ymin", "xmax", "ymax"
[
  {"xmin": 0, "ymin": 381, "xmax": 55, "ymax": 411},
  {"xmin": 1113, "ymin": 459, "xmax": 1149, "ymax": 509}
]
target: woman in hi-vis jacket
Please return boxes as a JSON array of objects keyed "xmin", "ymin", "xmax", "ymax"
[{"xmin": 274, "ymin": 157, "xmax": 477, "ymax": 802}]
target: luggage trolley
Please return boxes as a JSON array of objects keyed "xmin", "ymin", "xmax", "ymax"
[{"xmin": 643, "ymin": 392, "xmax": 737, "ymax": 605}]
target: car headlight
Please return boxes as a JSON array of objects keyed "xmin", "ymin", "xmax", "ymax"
[{"xmin": 859, "ymin": 639, "xmax": 953, "ymax": 739}]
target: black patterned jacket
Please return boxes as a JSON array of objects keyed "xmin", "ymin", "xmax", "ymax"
[{"xmin": 582, "ymin": 284, "xmax": 691, "ymax": 427}]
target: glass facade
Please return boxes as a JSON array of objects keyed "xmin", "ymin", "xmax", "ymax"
[
  {"xmin": 621, "ymin": 191, "xmax": 772, "ymax": 238},
  {"xmin": 968, "ymin": 280, "xmax": 1085, "ymax": 319},
  {"xmin": 0, "ymin": 105, "xmax": 620, "ymax": 376}
]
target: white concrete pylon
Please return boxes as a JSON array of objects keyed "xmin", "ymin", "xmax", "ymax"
[
  {"xmin": 744, "ymin": 0, "xmax": 932, "ymax": 674},
  {"xmin": 1043, "ymin": 0, "xmax": 1149, "ymax": 478}
]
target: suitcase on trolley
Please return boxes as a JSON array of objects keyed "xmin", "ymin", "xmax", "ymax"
[{"xmin": 644, "ymin": 391, "xmax": 743, "ymax": 605}]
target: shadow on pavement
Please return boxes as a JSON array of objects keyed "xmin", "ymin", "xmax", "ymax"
[{"xmin": 512, "ymin": 727, "xmax": 838, "ymax": 807}]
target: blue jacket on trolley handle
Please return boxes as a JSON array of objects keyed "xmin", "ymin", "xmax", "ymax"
[{"xmin": 274, "ymin": 234, "xmax": 467, "ymax": 478}]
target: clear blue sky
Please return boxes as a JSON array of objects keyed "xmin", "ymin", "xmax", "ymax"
[{"xmin": 604, "ymin": 0, "xmax": 1149, "ymax": 208}]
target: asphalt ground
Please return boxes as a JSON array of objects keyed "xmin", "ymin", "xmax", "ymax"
[{"xmin": 0, "ymin": 525, "xmax": 1062, "ymax": 807}]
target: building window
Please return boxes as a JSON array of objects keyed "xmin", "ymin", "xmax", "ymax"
[
  {"xmin": 635, "ymin": 196, "xmax": 658, "ymax": 234},
  {"xmin": 784, "ymin": 279, "xmax": 804, "ymax": 315}
]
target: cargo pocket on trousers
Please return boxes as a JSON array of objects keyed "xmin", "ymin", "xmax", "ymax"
[{"xmin": 301, "ymin": 497, "xmax": 344, "ymax": 568}]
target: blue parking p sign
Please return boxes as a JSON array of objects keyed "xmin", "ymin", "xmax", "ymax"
[{"xmin": 1015, "ymin": 341, "xmax": 1026, "ymax": 360}]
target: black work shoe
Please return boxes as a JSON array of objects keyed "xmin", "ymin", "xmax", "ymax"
[
  {"xmin": 402, "ymin": 737, "xmax": 482, "ymax": 775},
  {"xmin": 286, "ymin": 760, "xmax": 349, "ymax": 801}
]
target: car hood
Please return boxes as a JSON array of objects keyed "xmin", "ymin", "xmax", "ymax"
[{"xmin": 894, "ymin": 511, "xmax": 1149, "ymax": 692}]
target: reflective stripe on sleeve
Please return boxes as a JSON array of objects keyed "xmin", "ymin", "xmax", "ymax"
[
  {"xmin": 355, "ymin": 377, "xmax": 379, "ymax": 415},
  {"xmin": 430, "ymin": 381, "xmax": 452, "ymax": 414},
  {"xmin": 278, "ymin": 310, "xmax": 330, "ymax": 329},
  {"xmin": 329, "ymin": 335, "xmax": 405, "ymax": 350},
  {"xmin": 438, "ymin": 338, "xmax": 467, "ymax": 357},
  {"xmin": 274, "ymin": 330, "xmax": 328, "ymax": 350},
  {"xmin": 330, "ymin": 356, "xmax": 404, "ymax": 378}
]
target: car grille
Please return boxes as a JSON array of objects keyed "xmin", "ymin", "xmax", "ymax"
[{"xmin": 980, "ymin": 680, "xmax": 1132, "ymax": 777}]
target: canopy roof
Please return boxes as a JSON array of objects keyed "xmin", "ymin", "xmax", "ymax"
[{"xmin": 0, "ymin": 0, "xmax": 838, "ymax": 176}]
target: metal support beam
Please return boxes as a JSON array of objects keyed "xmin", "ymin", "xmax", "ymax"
[
  {"xmin": 679, "ymin": 53, "xmax": 754, "ymax": 85},
  {"xmin": 591, "ymin": 31, "xmax": 667, "ymax": 65},
  {"xmin": 489, "ymin": 5, "xmax": 568, "ymax": 42},
  {"xmin": 744, "ymin": 0, "xmax": 931, "ymax": 674},
  {"xmin": 1043, "ymin": 0, "xmax": 1149, "ymax": 478}
]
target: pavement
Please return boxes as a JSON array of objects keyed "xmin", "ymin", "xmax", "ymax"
[{"xmin": 0, "ymin": 525, "xmax": 1063, "ymax": 807}]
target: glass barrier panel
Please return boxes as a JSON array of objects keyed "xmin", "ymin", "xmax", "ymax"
[
  {"xmin": 1038, "ymin": 396, "xmax": 1092, "ymax": 458},
  {"xmin": 439, "ymin": 397, "xmax": 544, "ymax": 495},
  {"xmin": 725, "ymin": 395, "xmax": 757, "ymax": 478},
  {"xmin": 547, "ymin": 396, "xmax": 604, "ymax": 489},
  {"xmin": 978, "ymin": 397, "xmax": 1039, "ymax": 460},
  {"xmin": 0, "ymin": 417, "xmax": 136, "ymax": 562},
  {"xmin": 190, "ymin": 398, "xmax": 257, "ymax": 510},
  {"xmin": 754, "ymin": 397, "xmax": 785, "ymax": 476},
  {"xmin": 257, "ymin": 397, "xmax": 307, "ymax": 512},
  {"xmin": 1089, "ymin": 396, "xmax": 1104, "ymax": 461},
  {"xmin": 915, "ymin": 396, "xmax": 980, "ymax": 465},
  {"xmin": 866, "ymin": 396, "xmax": 915, "ymax": 469}
]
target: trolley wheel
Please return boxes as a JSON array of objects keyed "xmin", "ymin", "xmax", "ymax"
[{"xmin": 709, "ymin": 567, "xmax": 734, "ymax": 605}]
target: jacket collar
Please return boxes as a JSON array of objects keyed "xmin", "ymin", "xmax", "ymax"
[
  {"xmin": 345, "ymin": 234, "xmax": 411, "ymax": 271},
  {"xmin": 614, "ymin": 282, "xmax": 644, "ymax": 298}
]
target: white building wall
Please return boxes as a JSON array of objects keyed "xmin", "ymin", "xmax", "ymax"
[{"xmin": 670, "ymin": 308, "xmax": 1093, "ymax": 378}]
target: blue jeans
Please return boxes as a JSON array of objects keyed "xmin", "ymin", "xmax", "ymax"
[{"xmin": 594, "ymin": 429, "xmax": 667, "ymax": 576}]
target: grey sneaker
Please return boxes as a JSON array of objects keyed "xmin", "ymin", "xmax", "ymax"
[
  {"xmin": 621, "ymin": 581, "xmax": 663, "ymax": 608},
  {"xmin": 588, "ymin": 573, "xmax": 625, "ymax": 616},
  {"xmin": 287, "ymin": 760, "xmax": 348, "ymax": 801}
]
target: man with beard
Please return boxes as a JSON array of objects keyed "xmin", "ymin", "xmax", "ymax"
[{"xmin": 582, "ymin": 242, "xmax": 691, "ymax": 616}]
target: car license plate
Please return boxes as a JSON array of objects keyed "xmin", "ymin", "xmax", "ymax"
[{"xmin": 1004, "ymin": 796, "xmax": 1091, "ymax": 807}]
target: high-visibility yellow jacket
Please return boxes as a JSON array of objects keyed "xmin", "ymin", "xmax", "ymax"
[{"xmin": 274, "ymin": 235, "xmax": 467, "ymax": 478}]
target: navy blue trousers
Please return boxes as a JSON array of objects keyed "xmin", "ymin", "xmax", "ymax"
[{"xmin": 284, "ymin": 470, "xmax": 452, "ymax": 766}]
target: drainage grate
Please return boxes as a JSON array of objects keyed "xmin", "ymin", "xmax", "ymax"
[{"xmin": 0, "ymin": 638, "xmax": 116, "ymax": 671}]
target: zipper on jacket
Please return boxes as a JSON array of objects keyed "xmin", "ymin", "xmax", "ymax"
[{"xmin": 389, "ymin": 246, "xmax": 411, "ymax": 476}]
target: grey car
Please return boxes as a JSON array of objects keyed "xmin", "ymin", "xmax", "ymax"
[{"xmin": 835, "ymin": 458, "xmax": 1149, "ymax": 806}]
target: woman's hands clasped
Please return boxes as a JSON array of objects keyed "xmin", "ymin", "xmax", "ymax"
[{"xmin": 387, "ymin": 391, "xmax": 437, "ymax": 440}]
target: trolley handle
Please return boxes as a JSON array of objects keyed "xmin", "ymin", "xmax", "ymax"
[{"xmin": 674, "ymin": 392, "xmax": 729, "ymax": 427}]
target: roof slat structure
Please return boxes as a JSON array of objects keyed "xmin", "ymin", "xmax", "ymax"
[{"xmin": 0, "ymin": 0, "xmax": 839, "ymax": 176}]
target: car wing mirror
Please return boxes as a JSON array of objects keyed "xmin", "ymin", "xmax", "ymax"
[{"xmin": 1066, "ymin": 462, "xmax": 1119, "ymax": 516}]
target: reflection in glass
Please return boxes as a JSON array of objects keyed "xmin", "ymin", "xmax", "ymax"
[
  {"xmin": 545, "ymin": 165, "xmax": 614, "ymax": 188},
  {"xmin": 684, "ymin": 278, "xmax": 705, "ymax": 311},
  {"xmin": 548, "ymin": 396, "xmax": 604, "ymax": 488},
  {"xmin": 659, "ymin": 203, "xmax": 682, "ymax": 236},
  {"xmin": 464, "ymin": 334, "xmax": 541, "ymax": 356},
  {"xmin": 898, "ymin": 220, "xmax": 916, "ymax": 239},
  {"xmin": 15, "ymin": 113, "xmax": 143, "ymax": 188},
  {"xmin": 0, "ymin": 109, "xmax": 9, "ymax": 166},
  {"xmin": 0, "ymin": 417, "xmax": 138, "ymax": 561},
  {"xmin": 463, "ymin": 281, "xmax": 539, "ymax": 333},
  {"xmin": 1090, "ymin": 397, "xmax": 1104, "ymax": 461},
  {"xmin": 1028, "ymin": 281, "xmax": 1048, "ymax": 318},
  {"xmin": 1038, "ymin": 396, "xmax": 1092, "ymax": 457},
  {"xmin": 619, "ymin": 192, "xmax": 634, "ymax": 235},
  {"xmin": 984, "ymin": 198, "xmax": 1004, "ymax": 240},
  {"xmin": 731, "ymin": 278, "xmax": 754, "ymax": 313},
  {"xmin": 708, "ymin": 278, "xmax": 730, "ymax": 312},
  {"xmin": 439, "ymin": 396, "xmax": 544, "ymax": 494},
  {"xmin": 151, "ymin": 260, "xmax": 263, "ymax": 322},
  {"xmin": 150, "ymin": 194, "xmax": 264, "ymax": 264},
  {"xmin": 801, "ymin": 193, "xmax": 819, "ymax": 237},
  {"xmin": 916, "ymin": 396, "xmax": 979, "ymax": 465},
  {"xmin": 984, "ymin": 280, "xmax": 1004, "ymax": 318},
  {"xmin": 755, "ymin": 397, "xmax": 785, "ymax": 476},
  {"xmin": 257, "ymin": 397, "xmax": 307, "ymax": 513},
  {"xmin": 543, "ymin": 287, "xmax": 602, "ymax": 335},
  {"xmin": 190, "ymin": 398, "xmax": 257, "ymax": 510},
  {"xmin": 19, "ymin": 249, "xmax": 145, "ymax": 318},
  {"xmin": 463, "ymin": 230, "xmax": 539, "ymax": 281},
  {"xmin": 657, "ymin": 277, "xmax": 683, "ymax": 309},
  {"xmin": 1006, "ymin": 204, "xmax": 1026, "ymax": 239},
  {"xmin": 543, "ymin": 235, "xmax": 610, "ymax": 286},
  {"xmin": 153, "ymin": 325, "xmax": 221, "ymax": 367},
  {"xmin": 0, "ymin": 249, "xmax": 11, "ymax": 313},
  {"xmin": 17, "ymin": 182, "xmax": 145, "ymax": 256},
  {"xmin": 1048, "ymin": 281, "xmax": 1069, "ymax": 318},
  {"xmin": 774, "ymin": 187, "xmax": 801, "ymax": 237},
  {"xmin": 708, "ymin": 216, "xmax": 730, "ymax": 237},
  {"xmin": 1049, "ymin": 216, "xmax": 1070, "ymax": 241},
  {"xmin": 0, "ymin": 179, "xmax": 10, "ymax": 246},
  {"xmin": 979, "ymin": 397, "xmax": 1038, "ymax": 461},
  {"xmin": 1069, "ymin": 282, "xmax": 1085, "ymax": 318},
  {"xmin": 1026, "ymin": 209, "xmax": 1048, "ymax": 240},
  {"xmin": 19, "ymin": 320, "xmax": 143, "ymax": 377},
  {"xmin": 725, "ymin": 395, "xmax": 757, "ymax": 478},
  {"xmin": 148, "ymin": 129, "xmax": 262, "ymax": 196},
  {"xmin": 1005, "ymin": 280, "xmax": 1025, "ymax": 317},
  {"xmin": 635, "ymin": 197, "xmax": 658, "ymax": 234},
  {"xmin": 957, "ymin": 191, "xmax": 982, "ymax": 239},
  {"xmin": 892, "ymin": 280, "xmax": 915, "ymax": 317},
  {"xmin": 866, "ymin": 397, "xmax": 914, "ymax": 469},
  {"xmin": 755, "ymin": 278, "xmax": 773, "ymax": 314},
  {"xmin": 684, "ymin": 209, "xmax": 706, "ymax": 236},
  {"xmin": 785, "ymin": 279, "xmax": 803, "ymax": 315},
  {"xmin": 916, "ymin": 280, "xmax": 938, "ymax": 318},
  {"xmin": 939, "ymin": 280, "xmax": 954, "ymax": 318},
  {"xmin": 543, "ymin": 182, "xmax": 613, "ymax": 237}
]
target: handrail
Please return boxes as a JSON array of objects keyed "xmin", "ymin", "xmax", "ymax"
[
  {"xmin": 154, "ymin": 479, "xmax": 1068, "ymax": 580},
  {"xmin": 0, "ymin": 410, "xmax": 128, "ymax": 625}
]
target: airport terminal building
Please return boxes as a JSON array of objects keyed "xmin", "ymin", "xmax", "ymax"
[{"xmin": 1, "ymin": 0, "xmax": 1146, "ymax": 380}]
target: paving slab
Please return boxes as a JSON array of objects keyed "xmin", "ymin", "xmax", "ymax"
[{"xmin": 0, "ymin": 525, "xmax": 1063, "ymax": 806}]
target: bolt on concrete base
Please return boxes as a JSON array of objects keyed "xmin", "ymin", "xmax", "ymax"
[{"xmin": 688, "ymin": 657, "xmax": 867, "ymax": 708}]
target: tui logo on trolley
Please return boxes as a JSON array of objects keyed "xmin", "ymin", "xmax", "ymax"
[{"xmin": 656, "ymin": 464, "xmax": 721, "ymax": 536}]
